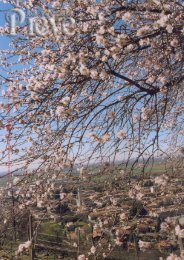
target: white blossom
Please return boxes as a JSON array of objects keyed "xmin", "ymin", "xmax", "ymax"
[
  {"xmin": 78, "ymin": 255, "xmax": 86, "ymax": 260},
  {"xmin": 16, "ymin": 241, "xmax": 32, "ymax": 255},
  {"xmin": 79, "ymin": 65, "xmax": 90, "ymax": 76},
  {"xmin": 90, "ymin": 246, "xmax": 96, "ymax": 254},
  {"xmin": 122, "ymin": 12, "xmax": 131, "ymax": 21},
  {"xmin": 13, "ymin": 177, "xmax": 20, "ymax": 185},
  {"xmin": 167, "ymin": 254, "xmax": 181, "ymax": 260},
  {"xmin": 138, "ymin": 240, "xmax": 152, "ymax": 250},
  {"xmin": 117, "ymin": 130, "xmax": 126, "ymax": 139}
]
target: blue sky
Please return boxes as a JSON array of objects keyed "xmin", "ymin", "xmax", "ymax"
[
  {"xmin": 0, "ymin": 2, "xmax": 13, "ymax": 174},
  {"xmin": 0, "ymin": 2, "xmax": 12, "ymax": 44}
]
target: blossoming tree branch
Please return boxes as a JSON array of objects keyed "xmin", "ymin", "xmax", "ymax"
[{"xmin": 0, "ymin": 0, "xmax": 183, "ymax": 258}]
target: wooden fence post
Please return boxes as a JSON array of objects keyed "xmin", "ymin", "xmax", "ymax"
[
  {"xmin": 11, "ymin": 189, "xmax": 16, "ymax": 242},
  {"xmin": 29, "ymin": 214, "xmax": 35, "ymax": 260}
]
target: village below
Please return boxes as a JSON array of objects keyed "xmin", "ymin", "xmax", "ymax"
[{"xmin": 0, "ymin": 159, "xmax": 183, "ymax": 259}]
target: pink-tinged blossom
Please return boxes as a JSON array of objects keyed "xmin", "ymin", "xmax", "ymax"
[
  {"xmin": 154, "ymin": 175, "xmax": 168, "ymax": 186},
  {"xmin": 122, "ymin": 12, "xmax": 131, "ymax": 21},
  {"xmin": 175, "ymin": 225, "xmax": 184, "ymax": 238},
  {"xmin": 78, "ymin": 255, "xmax": 87, "ymax": 260},
  {"xmin": 138, "ymin": 240, "xmax": 152, "ymax": 251},
  {"xmin": 101, "ymin": 133, "xmax": 111, "ymax": 143},
  {"xmin": 167, "ymin": 254, "xmax": 181, "ymax": 260},
  {"xmin": 79, "ymin": 65, "xmax": 90, "ymax": 76},
  {"xmin": 90, "ymin": 246, "xmax": 96, "ymax": 254},
  {"xmin": 117, "ymin": 130, "xmax": 126, "ymax": 139},
  {"xmin": 16, "ymin": 241, "xmax": 32, "ymax": 255}
]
